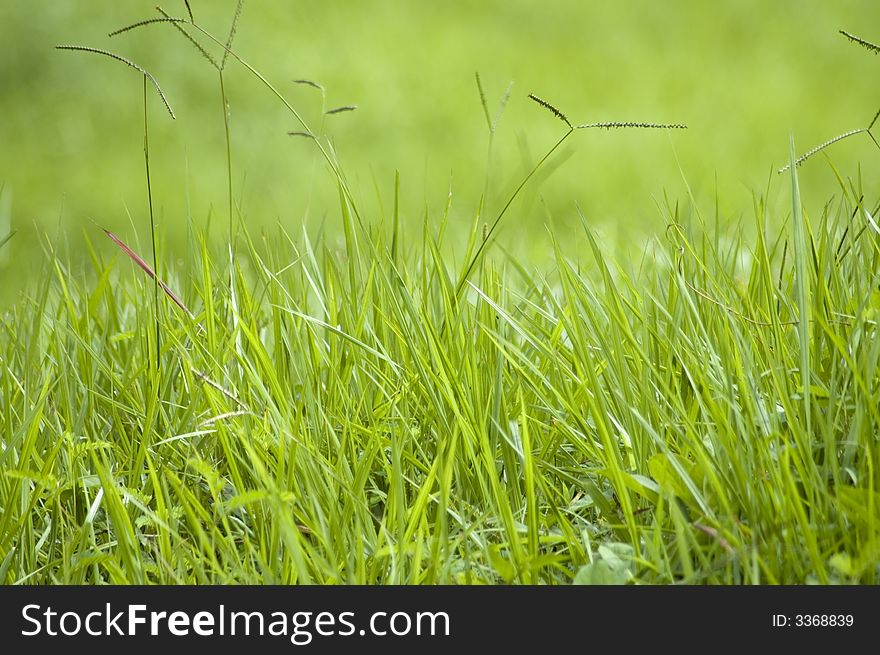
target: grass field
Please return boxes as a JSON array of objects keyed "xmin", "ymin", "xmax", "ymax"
[{"xmin": 1, "ymin": 2, "xmax": 880, "ymax": 584}]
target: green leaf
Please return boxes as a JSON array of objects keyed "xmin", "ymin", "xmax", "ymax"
[
  {"xmin": 648, "ymin": 453, "xmax": 703, "ymax": 510},
  {"xmin": 619, "ymin": 472, "xmax": 660, "ymax": 503},
  {"xmin": 573, "ymin": 543, "xmax": 634, "ymax": 585},
  {"xmin": 489, "ymin": 545, "xmax": 516, "ymax": 583},
  {"xmin": 828, "ymin": 553, "xmax": 853, "ymax": 577}
]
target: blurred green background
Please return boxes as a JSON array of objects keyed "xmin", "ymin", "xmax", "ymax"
[{"xmin": 1, "ymin": 1, "xmax": 879, "ymax": 280}]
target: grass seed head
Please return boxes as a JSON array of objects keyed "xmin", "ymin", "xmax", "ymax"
[{"xmin": 527, "ymin": 93, "xmax": 572, "ymax": 128}]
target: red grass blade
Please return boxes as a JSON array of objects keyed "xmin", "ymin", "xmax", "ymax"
[{"xmin": 104, "ymin": 229, "xmax": 194, "ymax": 319}]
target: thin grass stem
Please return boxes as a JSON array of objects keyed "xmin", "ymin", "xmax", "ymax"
[{"xmin": 144, "ymin": 76, "xmax": 162, "ymax": 370}]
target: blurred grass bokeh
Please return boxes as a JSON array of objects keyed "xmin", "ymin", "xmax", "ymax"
[{"xmin": 1, "ymin": 0, "xmax": 879, "ymax": 282}]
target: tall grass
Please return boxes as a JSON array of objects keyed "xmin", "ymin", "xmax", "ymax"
[
  {"xmin": 2, "ymin": 169, "xmax": 878, "ymax": 583},
  {"xmin": 54, "ymin": 45, "xmax": 176, "ymax": 372},
  {"xmin": 1, "ymin": 6, "xmax": 878, "ymax": 586}
]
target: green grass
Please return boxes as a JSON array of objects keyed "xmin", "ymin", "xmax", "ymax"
[
  {"xmin": 2, "ymin": 162, "xmax": 879, "ymax": 583},
  {"xmin": 2, "ymin": 4, "xmax": 880, "ymax": 585}
]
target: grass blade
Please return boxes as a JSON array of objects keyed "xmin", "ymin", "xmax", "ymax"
[
  {"xmin": 789, "ymin": 135, "xmax": 812, "ymax": 436},
  {"xmin": 104, "ymin": 229, "xmax": 194, "ymax": 318}
]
